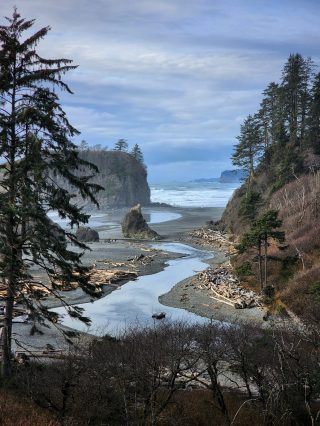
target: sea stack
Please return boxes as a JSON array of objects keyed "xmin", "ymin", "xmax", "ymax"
[{"xmin": 122, "ymin": 204, "xmax": 160, "ymax": 240}]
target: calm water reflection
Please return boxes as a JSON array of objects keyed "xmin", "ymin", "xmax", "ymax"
[{"xmin": 52, "ymin": 243, "xmax": 212, "ymax": 336}]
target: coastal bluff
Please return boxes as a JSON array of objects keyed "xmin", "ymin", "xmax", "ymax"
[{"xmin": 56, "ymin": 150, "xmax": 151, "ymax": 209}]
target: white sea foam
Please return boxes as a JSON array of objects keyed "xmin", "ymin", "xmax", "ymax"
[
  {"xmin": 150, "ymin": 182, "xmax": 239, "ymax": 208},
  {"xmin": 47, "ymin": 212, "xmax": 110, "ymax": 229}
]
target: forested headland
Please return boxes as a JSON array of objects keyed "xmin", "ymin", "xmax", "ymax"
[{"xmin": 221, "ymin": 53, "xmax": 320, "ymax": 319}]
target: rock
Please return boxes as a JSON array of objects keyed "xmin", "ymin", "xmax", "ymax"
[
  {"xmin": 122, "ymin": 204, "xmax": 160, "ymax": 240},
  {"xmin": 247, "ymin": 299, "xmax": 256, "ymax": 308},
  {"xmin": 219, "ymin": 169, "xmax": 247, "ymax": 183},
  {"xmin": 152, "ymin": 312, "xmax": 166, "ymax": 320},
  {"xmin": 76, "ymin": 227, "xmax": 99, "ymax": 242},
  {"xmin": 52, "ymin": 150, "xmax": 151, "ymax": 209},
  {"xmin": 263, "ymin": 311, "xmax": 271, "ymax": 321},
  {"xmin": 234, "ymin": 301, "xmax": 247, "ymax": 309},
  {"xmin": 15, "ymin": 353, "xmax": 29, "ymax": 364}
]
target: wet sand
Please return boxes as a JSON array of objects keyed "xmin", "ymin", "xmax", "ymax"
[
  {"xmin": 11, "ymin": 205, "xmax": 268, "ymax": 353},
  {"xmin": 12, "ymin": 206, "xmax": 223, "ymax": 352}
]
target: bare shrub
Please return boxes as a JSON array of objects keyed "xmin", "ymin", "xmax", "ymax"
[{"xmin": 11, "ymin": 320, "xmax": 320, "ymax": 426}]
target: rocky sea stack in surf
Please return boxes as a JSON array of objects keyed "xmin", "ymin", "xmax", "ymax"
[{"xmin": 122, "ymin": 204, "xmax": 160, "ymax": 240}]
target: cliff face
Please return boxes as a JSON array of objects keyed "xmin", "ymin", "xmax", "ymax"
[{"xmin": 58, "ymin": 150, "xmax": 151, "ymax": 209}]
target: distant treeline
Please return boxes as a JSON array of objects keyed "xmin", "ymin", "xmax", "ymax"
[{"xmin": 77, "ymin": 138, "xmax": 145, "ymax": 167}]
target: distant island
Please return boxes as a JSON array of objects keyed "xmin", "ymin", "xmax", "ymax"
[
  {"xmin": 191, "ymin": 169, "xmax": 246, "ymax": 184},
  {"xmin": 219, "ymin": 169, "xmax": 247, "ymax": 183}
]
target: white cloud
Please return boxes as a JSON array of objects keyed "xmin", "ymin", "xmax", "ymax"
[{"xmin": 2, "ymin": 0, "xmax": 319, "ymax": 181}]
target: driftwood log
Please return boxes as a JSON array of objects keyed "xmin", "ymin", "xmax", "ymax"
[
  {"xmin": 199, "ymin": 267, "xmax": 262, "ymax": 309},
  {"xmin": 190, "ymin": 228, "xmax": 237, "ymax": 254}
]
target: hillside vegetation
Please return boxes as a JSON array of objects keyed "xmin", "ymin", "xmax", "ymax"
[{"xmin": 220, "ymin": 54, "xmax": 320, "ymax": 318}]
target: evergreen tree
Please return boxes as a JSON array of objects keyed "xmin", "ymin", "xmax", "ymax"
[
  {"xmin": 130, "ymin": 143, "xmax": 144, "ymax": 165},
  {"xmin": 238, "ymin": 211, "xmax": 285, "ymax": 291},
  {"xmin": 257, "ymin": 82, "xmax": 283, "ymax": 149},
  {"xmin": 281, "ymin": 54, "xmax": 313, "ymax": 147},
  {"xmin": 308, "ymin": 72, "xmax": 320, "ymax": 154},
  {"xmin": 232, "ymin": 115, "xmax": 262, "ymax": 182},
  {"xmin": 0, "ymin": 10, "xmax": 101, "ymax": 377},
  {"xmin": 114, "ymin": 138, "xmax": 128, "ymax": 152}
]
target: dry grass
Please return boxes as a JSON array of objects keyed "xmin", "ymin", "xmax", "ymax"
[
  {"xmin": 0, "ymin": 390, "xmax": 58, "ymax": 426},
  {"xmin": 227, "ymin": 171, "xmax": 320, "ymax": 315},
  {"xmin": 267, "ymin": 171, "xmax": 320, "ymax": 313},
  {"xmin": 270, "ymin": 170, "xmax": 320, "ymax": 233},
  {"xmin": 159, "ymin": 390, "xmax": 264, "ymax": 426},
  {"xmin": 280, "ymin": 266, "xmax": 320, "ymax": 316}
]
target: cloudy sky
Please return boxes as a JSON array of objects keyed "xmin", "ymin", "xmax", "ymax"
[{"xmin": 2, "ymin": 1, "xmax": 319, "ymax": 182}]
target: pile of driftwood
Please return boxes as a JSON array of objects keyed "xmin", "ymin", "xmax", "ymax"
[
  {"xmin": 128, "ymin": 253, "xmax": 155, "ymax": 265},
  {"xmin": 54, "ymin": 268, "xmax": 138, "ymax": 293},
  {"xmin": 97, "ymin": 253, "xmax": 156, "ymax": 267},
  {"xmin": 0, "ymin": 283, "xmax": 8, "ymax": 299},
  {"xmin": 190, "ymin": 228, "xmax": 236, "ymax": 254},
  {"xmin": 88, "ymin": 268, "xmax": 138, "ymax": 288},
  {"xmin": 199, "ymin": 267, "xmax": 261, "ymax": 309},
  {"xmin": 0, "ymin": 282, "xmax": 51, "ymax": 300}
]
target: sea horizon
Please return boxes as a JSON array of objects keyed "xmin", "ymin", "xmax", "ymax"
[{"xmin": 150, "ymin": 180, "xmax": 240, "ymax": 208}]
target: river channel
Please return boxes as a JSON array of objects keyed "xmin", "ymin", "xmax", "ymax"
[{"xmin": 53, "ymin": 242, "xmax": 212, "ymax": 336}]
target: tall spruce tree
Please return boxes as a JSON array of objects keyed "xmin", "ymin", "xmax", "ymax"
[
  {"xmin": 258, "ymin": 82, "xmax": 283, "ymax": 149},
  {"xmin": 0, "ymin": 10, "xmax": 101, "ymax": 377},
  {"xmin": 308, "ymin": 72, "xmax": 320, "ymax": 154},
  {"xmin": 130, "ymin": 143, "xmax": 144, "ymax": 165},
  {"xmin": 281, "ymin": 54, "xmax": 313, "ymax": 147},
  {"xmin": 114, "ymin": 138, "xmax": 128, "ymax": 152},
  {"xmin": 232, "ymin": 115, "xmax": 262, "ymax": 182},
  {"xmin": 238, "ymin": 211, "xmax": 285, "ymax": 291}
]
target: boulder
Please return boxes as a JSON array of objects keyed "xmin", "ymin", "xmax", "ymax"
[
  {"xmin": 76, "ymin": 227, "xmax": 99, "ymax": 242},
  {"xmin": 152, "ymin": 312, "xmax": 166, "ymax": 320},
  {"xmin": 122, "ymin": 204, "xmax": 160, "ymax": 240}
]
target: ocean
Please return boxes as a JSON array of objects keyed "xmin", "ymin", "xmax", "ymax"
[{"xmin": 150, "ymin": 181, "xmax": 240, "ymax": 208}]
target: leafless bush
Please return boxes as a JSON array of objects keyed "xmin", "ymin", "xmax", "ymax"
[{"xmin": 11, "ymin": 320, "xmax": 320, "ymax": 426}]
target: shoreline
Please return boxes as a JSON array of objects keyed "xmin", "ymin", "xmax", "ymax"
[
  {"xmin": 12, "ymin": 205, "xmax": 268, "ymax": 354},
  {"xmin": 12, "ymin": 206, "xmax": 222, "ymax": 352},
  {"xmin": 163, "ymin": 231, "xmax": 269, "ymax": 326}
]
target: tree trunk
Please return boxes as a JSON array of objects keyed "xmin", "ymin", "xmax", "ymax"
[
  {"xmin": 0, "ymin": 49, "xmax": 18, "ymax": 378},
  {"xmin": 208, "ymin": 364, "xmax": 230, "ymax": 425},
  {"xmin": 258, "ymin": 240, "xmax": 263, "ymax": 291},
  {"xmin": 1, "ymin": 281, "xmax": 14, "ymax": 377},
  {"xmin": 264, "ymin": 236, "xmax": 268, "ymax": 288}
]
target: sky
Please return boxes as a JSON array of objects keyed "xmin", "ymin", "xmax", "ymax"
[{"xmin": 1, "ymin": 0, "xmax": 320, "ymax": 182}]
